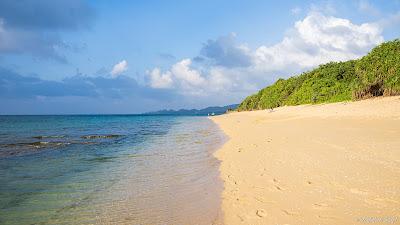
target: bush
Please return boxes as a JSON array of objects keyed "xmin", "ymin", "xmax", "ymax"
[{"xmin": 237, "ymin": 39, "xmax": 400, "ymax": 111}]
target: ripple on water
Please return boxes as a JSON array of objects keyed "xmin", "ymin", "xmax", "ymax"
[{"xmin": 0, "ymin": 116, "xmax": 225, "ymax": 225}]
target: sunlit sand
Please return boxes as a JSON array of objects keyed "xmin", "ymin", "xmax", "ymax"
[{"xmin": 212, "ymin": 96, "xmax": 400, "ymax": 225}]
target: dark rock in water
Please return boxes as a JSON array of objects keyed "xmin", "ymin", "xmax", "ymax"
[
  {"xmin": 1, "ymin": 141, "xmax": 50, "ymax": 149},
  {"xmin": 80, "ymin": 134, "xmax": 123, "ymax": 139},
  {"xmin": 86, "ymin": 156, "xmax": 118, "ymax": 162},
  {"xmin": 0, "ymin": 141, "xmax": 71, "ymax": 158}
]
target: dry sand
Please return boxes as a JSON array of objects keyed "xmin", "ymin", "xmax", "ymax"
[{"xmin": 211, "ymin": 96, "xmax": 400, "ymax": 225}]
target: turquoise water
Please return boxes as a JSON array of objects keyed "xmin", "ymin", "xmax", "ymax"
[{"xmin": 0, "ymin": 115, "xmax": 225, "ymax": 225}]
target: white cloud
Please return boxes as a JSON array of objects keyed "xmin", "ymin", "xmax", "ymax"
[
  {"xmin": 171, "ymin": 59, "xmax": 205, "ymax": 87},
  {"xmin": 148, "ymin": 11, "xmax": 385, "ymax": 100},
  {"xmin": 207, "ymin": 68, "xmax": 234, "ymax": 92},
  {"xmin": 111, "ymin": 60, "xmax": 128, "ymax": 77},
  {"xmin": 148, "ymin": 68, "xmax": 173, "ymax": 88},
  {"xmin": 147, "ymin": 59, "xmax": 207, "ymax": 95},
  {"xmin": 254, "ymin": 11, "xmax": 383, "ymax": 71}
]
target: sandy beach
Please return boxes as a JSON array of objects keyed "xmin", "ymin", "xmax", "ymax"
[{"xmin": 211, "ymin": 96, "xmax": 400, "ymax": 225}]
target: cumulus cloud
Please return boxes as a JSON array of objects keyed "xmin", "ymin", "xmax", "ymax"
[
  {"xmin": 253, "ymin": 11, "xmax": 383, "ymax": 71},
  {"xmin": 148, "ymin": 68, "xmax": 173, "ymax": 88},
  {"xmin": 171, "ymin": 59, "xmax": 205, "ymax": 87},
  {"xmin": 148, "ymin": 59, "xmax": 207, "ymax": 95},
  {"xmin": 147, "ymin": 58, "xmax": 258, "ymax": 98},
  {"xmin": 111, "ymin": 60, "xmax": 128, "ymax": 77},
  {"xmin": 148, "ymin": 11, "xmax": 385, "ymax": 99}
]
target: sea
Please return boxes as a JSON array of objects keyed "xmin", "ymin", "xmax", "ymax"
[{"xmin": 0, "ymin": 115, "xmax": 225, "ymax": 225}]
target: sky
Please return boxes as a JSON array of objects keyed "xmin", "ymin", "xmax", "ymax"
[{"xmin": 0, "ymin": 0, "xmax": 399, "ymax": 114}]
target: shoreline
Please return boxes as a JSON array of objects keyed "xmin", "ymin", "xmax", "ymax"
[{"xmin": 211, "ymin": 96, "xmax": 400, "ymax": 225}]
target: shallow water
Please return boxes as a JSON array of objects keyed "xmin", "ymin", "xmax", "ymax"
[{"xmin": 0, "ymin": 115, "xmax": 225, "ymax": 225}]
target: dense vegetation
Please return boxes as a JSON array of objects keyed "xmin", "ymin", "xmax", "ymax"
[{"xmin": 237, "ymin": 39, "xmax": 400, "ymax": 111}]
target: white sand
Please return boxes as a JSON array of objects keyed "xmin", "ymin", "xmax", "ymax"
[{"xmin": 211, "ymin": 96, "xmax": 400, "ymax": 225}]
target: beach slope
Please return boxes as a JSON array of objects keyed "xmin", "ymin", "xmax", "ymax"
[{"xmin": 211, "ymin": 96, "xmax": 400, "ymax": 225}]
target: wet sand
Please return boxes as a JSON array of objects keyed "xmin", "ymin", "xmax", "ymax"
[
  {"xmin": 211, "ymin": 96, "xmax": 400, "ymax": 225},
  {"xmin": 95, "ymin": 117, "xmax": 225, "ymax": 225}
]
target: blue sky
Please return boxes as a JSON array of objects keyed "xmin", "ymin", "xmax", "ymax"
[{"xmin": 0, "ymin": 0, "xmax": 399, "ymax": 114}]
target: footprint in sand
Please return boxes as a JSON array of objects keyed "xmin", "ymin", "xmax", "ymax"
[
  {"xmin": 274, "ymin": 185, "xmax": 284, "ymax": 191},
  {"xmin": 313, "ymin": 203, "xmax": 329, "ymax": 207},
  {"xmin": 313, "ymin": 203, "xmax": 331, "ymax": 210},
  {"xmin": 254, "ymin": 197, "xmax": 275, "ymax": 204},
  {"xmin": 271, "ymin": 178, "xmax": 285, "ymax": 191},
  {"xmin": 281, "ymin": 209, "xmax": 299, "ymax": 216},
  {"xmin": 236, "ymin": 214, "xmax": 245, "ymax": 222},
  {"xmin": 318, "ymin": 214, "xmax": 337, "ymax": 220},
  {"xmin": 256, "ymin": 209, "xmax": 267, "ymax": 217},
  {"xmin": 124, "ymin": 216, "xmax": 134, "ymax": 221}
]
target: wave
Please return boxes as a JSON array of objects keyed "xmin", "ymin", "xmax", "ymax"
[
  {"xmin": 32, "ymin": 135, "xmax": 66, "ymax": 139},
  {"xmin": 80, "ymin": 134, "xmax": 124, "ymax": 139}
]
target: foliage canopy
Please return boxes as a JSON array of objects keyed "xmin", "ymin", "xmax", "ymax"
[{"xmin": 238, "ymin": 39, "xmax": 400, "ymax": 111}]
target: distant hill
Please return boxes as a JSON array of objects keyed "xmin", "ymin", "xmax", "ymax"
[
  {"xmin": 144, "ymin": 104, "xmax": 239, "ymax": 116},
  {"xmin": 238, "ymin": 39, "xmax": 400, "ymax": 111}
]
